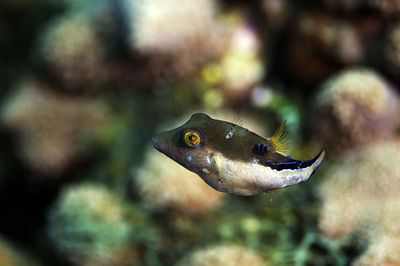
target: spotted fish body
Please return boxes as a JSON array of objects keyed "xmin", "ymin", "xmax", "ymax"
[{"xmin": 152, "ymin": 113, "xmax": 325, "ymax": 196}]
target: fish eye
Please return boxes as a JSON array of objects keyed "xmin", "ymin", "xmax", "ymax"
[{"xmin": 183, "ymin": 131, "xmax": 201, "ymax": 147}]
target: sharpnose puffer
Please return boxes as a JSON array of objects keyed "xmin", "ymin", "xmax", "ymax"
[{"xmin": 152, "ymin": 113, "xmax": 325, "ymax": 196}]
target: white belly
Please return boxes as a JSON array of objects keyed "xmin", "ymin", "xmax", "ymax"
[{"xmin": 205, "ymin": 153, "xmax": 316, "ymax": 196}]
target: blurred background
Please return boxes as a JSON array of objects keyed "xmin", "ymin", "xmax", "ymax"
[{"xmin": 1, "ymin": 0, "xmax": 400, "ymax": 265}]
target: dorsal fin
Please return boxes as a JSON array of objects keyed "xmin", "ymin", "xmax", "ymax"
[{"xmin": 270, "ymin": 120, "xmax": 290, "ymax": 154}]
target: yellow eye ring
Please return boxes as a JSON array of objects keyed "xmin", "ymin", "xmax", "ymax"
[{"xmin": 184, "ymin": 131, "xmax": 201, "ymax": 147}]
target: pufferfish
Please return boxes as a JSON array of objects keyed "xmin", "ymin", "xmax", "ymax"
[{"xmin": 152, "ymin": 113, "xmax": 325, "ymax": 196}]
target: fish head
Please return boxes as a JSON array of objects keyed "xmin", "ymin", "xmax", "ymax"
[{"xmin": 152, "ymin": 113, "xmax": 219, "ymax": 178}]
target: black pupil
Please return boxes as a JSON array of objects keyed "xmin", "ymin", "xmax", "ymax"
[{"xmin": 189, "ymin": 135, "xmax": 197, "ymax": 142}]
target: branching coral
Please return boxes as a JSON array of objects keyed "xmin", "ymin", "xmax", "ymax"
[
  {"xmin": 178, "ymin": 244, "xmax": 267, "ymax": 266},
  {"xmin": 319, "ymin": 140, "xmax": 400, "ymax": 264},
  {"xmin": 1, "ymin": 81, "xmax": 109, "ymax": 174},
  {"xmin": 313, "ymin": 68, "xmax": 399, "ymax": 149},
  {"xmin": 48, "ymin": 183, "xmax": 133, "ymax": 265}
]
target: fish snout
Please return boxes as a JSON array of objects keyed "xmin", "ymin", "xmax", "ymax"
[
  {"xmin": 152, "ymin": 134, "xmax": 167, "ymax": 153},
  {"xmin": 152, "ymin": 136, "xmax": 158, "ymax": 147},
  {"xmin": 152, "ymin": 129, "xmax": 179, "ymax": 157}
]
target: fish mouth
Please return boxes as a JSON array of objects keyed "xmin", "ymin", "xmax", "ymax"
[
  {"xmin": 152, "ymin": 135, "xmax": 175, "ymax": 159},
  {"xmin": 152, "ymin": 135, "xmax": 168, "ymax": 155},
  {"xmin": 152, "ymin": 136, "xmax": 159, "ymax": 151},
  {"xmin": 152, "ymin": 129, "xmax": 181, "ymax": 158}
]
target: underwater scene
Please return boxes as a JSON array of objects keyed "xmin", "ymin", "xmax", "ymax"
[{"xmin": 1, "ymin": 0, "xmax": 400, "ymax": 265}]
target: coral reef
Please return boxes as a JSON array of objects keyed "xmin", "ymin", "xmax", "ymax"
[
  {"xmin": 134, "ymin": 146, "xmax": 225, "ymax": 215},
  {"xmin": 285, "ymin": 13, "xmax": 363, "ymax": 85},
  {"xmin": 353, "ymin": 201, "xmax": 400, "ymax": 266},
  {"xmin": 313, "ymin": 68, "xmax": 399, "ymax": 150},
  {"xmin": 319, "ymin": 140, "xmax": 400, "ymax": 263},
  {"xmin": 40, "ymin": 14, "xmax": 108, "ymax": 91},
  {"xmin": 3, "ymin": 1, "xmax": 400, "ymax": 265},
  {"xmin": 197, "ymin": 11, "xmax": 265, "ymax": 107},
  {"xmin": 121, "ymin": 0, "xmax": 228, "ymax": 79},
  {"xmin": 48, "ymin": 183, "xmax": 134, "ymax": 265},
  {"xmin": 1, "ymin": 81, "xmax": 109, "ymax": 174},
  {"xmin": 178, "ymin": 244, "xmax": 267, "ymax": 266},
  {"xmin": 219, "ymin": 16, "xmax": 264, "ymax": 102},
  {"xmin": 124, "ymin": 0, "xmax": 218, "ymax": 54},
  {"xmin": 353, "ymin": 198, "xmax": 400, "ymax": 266}
]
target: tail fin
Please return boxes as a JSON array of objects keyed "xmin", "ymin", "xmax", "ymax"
[{"xmin": 307, "ymin": 149, "xmax": 325, "ymax": 179}]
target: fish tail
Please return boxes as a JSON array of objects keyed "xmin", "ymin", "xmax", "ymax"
[
  {"xmin": 306, "ymin": 149, "xmax": 325, "ymax": 180},
  {"xmin": 264, "ymin": 149, "xmax": 325, "ymax": 192}
]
